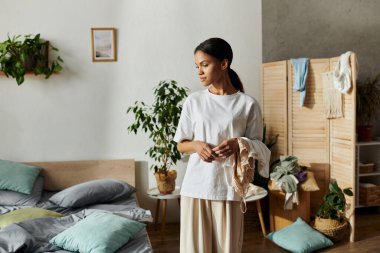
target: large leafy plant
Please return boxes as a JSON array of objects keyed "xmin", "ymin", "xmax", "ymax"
[
  {"xmin": 127, "ymin": 80, "xmax": 189, "ymax": 174},
  {"xmin": 317, "ymin": 181, "xmax": 353, "ymax": 222},
  {"xmin": 0, "ymin": 34, "xmax": 63, "ymax": 85},
  {"xmin": 356, "ymin": 73, "xmax": 380, "ymax": 126}
]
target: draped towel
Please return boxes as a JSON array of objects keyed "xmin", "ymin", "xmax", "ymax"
[
  {"xmin": 291, "ymin": 58, "xmax": 309, "ymax": 107},
  {"xmin": 333, "ymin": 51, "xmax": 352, "ymax": 93},
  {"xmin": 232, "ymin": 137, "xmax": 271, "ymax": 213}
]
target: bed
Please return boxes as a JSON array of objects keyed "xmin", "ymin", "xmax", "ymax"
[{"xmin": 0, "ymin": 159, "xmax": 153, "ymax": 253}]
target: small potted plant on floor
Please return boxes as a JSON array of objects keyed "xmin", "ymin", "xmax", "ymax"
[
  {"xmin": 356, "ymin": 73, "xmax": 380, "ymax": 142},
  {"xmin": 0, "ymin": 34, "xmax": 63, "ymax": 85},
  {"xmin": 127, "ymin": 80, "xmax": 189, "ymax": 194},
  {"xmin": 314, "ymin": 181, "xmax": 353, "ymax": 242}
]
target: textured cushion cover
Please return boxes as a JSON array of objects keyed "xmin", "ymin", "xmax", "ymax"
[
  {"xmin": 50, "ymin": 212, "xmax": 145, "ymax": 253},
  {"xmin": 299, "ymin": 171, "xmax": 320, "ymax": 192},
  {"xmin": 0, "ymin": 207, "xmax": 63, "ymax": 229},
  {"xmin": 266, "ymin": 217, "xmax": 333, "ymax": 253},
  {"xmin": 0, "ymin": 160, "xmax": 41, "ymax": 194},
  {"xmin": 48, "ymin": 179, "xmax": 136, "ymax": 208},
  {"xmin": 0, "ymin": 176, "xmax": 44, "ymax": 206}
]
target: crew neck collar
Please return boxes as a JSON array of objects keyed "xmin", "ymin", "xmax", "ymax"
[
  {"xmin": 207, "ymin": 88, "xmax": 240, "ymax": 97},
  {"xmin": 206, "ymin": 88, "xmax": 241, "ymax": 98}
]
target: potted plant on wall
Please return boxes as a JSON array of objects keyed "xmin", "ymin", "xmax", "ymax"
[
  {"xmin": 314, "ymin": 181, "xmax": 353, "ymax": 242},
  {"xmin": 356, "ymin": 73, "xmax": 380, "ymax": 142},
  {"xmin": 0, "ymin": 34, "xmax": 63, "ymax": 85},
  {"xmin": 127, "ymin": 80, "xmax": 189, "ymax": 194}
]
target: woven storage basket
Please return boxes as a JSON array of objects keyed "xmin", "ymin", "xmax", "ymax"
[
  {"xmin": 313, "ymin": 217, "xmax": 350, "ymax": 242},
  {"xmin": 359, "ymin": 163, "xmax": 375, "ymax": 173},
  {"xmin": 359, "ymin": 185, "xmax": 380, "ymax": 206}
]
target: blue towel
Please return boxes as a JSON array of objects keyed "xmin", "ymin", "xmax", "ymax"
[{"xmin": 291, "ymin": 58, "xmax": 309, "ymax": 106}]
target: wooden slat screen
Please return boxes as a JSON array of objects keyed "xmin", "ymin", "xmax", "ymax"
[
  {"xmin": 287, "ymin": 59, "xmax": 331, "ymax": 214},
  {"xmin": 260, "ymin": 61, "xmax": 288, "ymax": 160},
  {"xmin": 329, "ymin": 53, "xmax": 357, "ymax": 241}
]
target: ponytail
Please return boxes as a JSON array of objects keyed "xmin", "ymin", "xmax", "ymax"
[{"xmin": 228, "ymin": 68, "xmax": 244, "ymax": 93}]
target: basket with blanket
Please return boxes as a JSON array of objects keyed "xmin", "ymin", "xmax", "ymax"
[
  {"xmin": 268, "ymin": 156, "xmax": 320, "ymax": 231},
  {"xmin": 269, "ymin": 156, "xmax": 320, "ymax": 210}
]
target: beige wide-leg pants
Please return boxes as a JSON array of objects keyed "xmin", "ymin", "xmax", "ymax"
[{"xmin": 180, "ymin": 196, "xmax": 244, "ymax": 253}]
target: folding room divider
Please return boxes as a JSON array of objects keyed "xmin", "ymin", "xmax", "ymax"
[{"xmin": 260, "ymin": 54, "xmax": 357, "ymax": 241}]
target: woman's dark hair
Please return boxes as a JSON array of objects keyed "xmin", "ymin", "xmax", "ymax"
[{"xmin": 194, "ymin": 38, "xmax": 244, "ymax": 93}]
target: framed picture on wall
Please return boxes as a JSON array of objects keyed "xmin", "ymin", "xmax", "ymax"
[{"xmin": 91, "ymin": 28, "xmax": 116, "ymax": 62}]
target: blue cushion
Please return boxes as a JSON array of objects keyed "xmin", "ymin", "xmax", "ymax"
[
  {"xmin": 266, "ymin": 217, "xmax": 333, "ymax": 253},
  {"xmin": 0, "ymin": 160, "xmax": 41, "ymax": 194},
  {"xmin": 50, "ymin": 212, "xmax": 145, "ymax": 253},
  {"xmin": 48, "ymin": 179, "xmax": 136, "ymax": 208}
]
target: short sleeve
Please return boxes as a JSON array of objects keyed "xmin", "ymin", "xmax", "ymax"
[
  {"xmin": 245, "ymin": 101, "xmax": 263, "ymax": 141},
  {"xmin": 174, "ymin": 98, "xmax": 194, "ymax": 143}
]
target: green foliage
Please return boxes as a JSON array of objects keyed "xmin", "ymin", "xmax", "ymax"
[
  {"xmin": 356, "ymin": 73, "xmax": 380, "ymax": 125},
  {"xmin": 317, "ymin": 181, "xmax": 353, "ymax": 222},
  {"xmin": 127, "ymin": 80, "xmax": 189, "ymax": 174},
  {"xmin": 0, "ymin": 34, "xmax": 63, "ymax": 85}
]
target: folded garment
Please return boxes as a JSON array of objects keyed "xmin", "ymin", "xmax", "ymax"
[
  {"xmin": 291, "ymin": 58, "xmax": 309, "ymax": 106},
  {"xmin": 360, "ymin": 183, "xmax": 377, "ymax": 188}
]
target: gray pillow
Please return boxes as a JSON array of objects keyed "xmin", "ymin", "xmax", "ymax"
[
  {"xmin": 48, "ymin": 179, "xmax": 135, "ymax": 208},
  {"xmin": 0, "ymin": 176, "xmax": 44, "ymax": 206}
]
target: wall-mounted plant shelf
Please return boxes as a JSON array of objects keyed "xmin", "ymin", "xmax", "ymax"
[{"xmin": 0, "ymin": 34, "xmax": 63, "ymax": 85}]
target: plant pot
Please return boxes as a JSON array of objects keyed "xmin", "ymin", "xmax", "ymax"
[
  {"xmin": 313, "ymin": 217, "xmax": 350, "ymax": 242},
  {"xmin": 24, "ymin": 41, "xmax": 49, "ymax": 71},
  {"xmin": 154, "ymin": 170, "xmax": 177, "ymax": 194},
  {"xmin": 357, "ymin": 125, "xmax": 373, "ymax": 142}
]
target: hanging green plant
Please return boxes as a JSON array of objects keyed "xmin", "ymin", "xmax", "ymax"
[{"xmin": 0, "ymin": 34, "xmax": 63, "ymax": 85}]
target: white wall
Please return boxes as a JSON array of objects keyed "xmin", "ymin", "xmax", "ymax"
[{"xmin": 0, "ymin": 0, "xmax": 262, "ymax": 222}]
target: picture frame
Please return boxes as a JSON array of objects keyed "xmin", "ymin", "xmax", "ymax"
[{"xmin": 91, "ymin": 28, "xmax": 116, "ymax": 62}]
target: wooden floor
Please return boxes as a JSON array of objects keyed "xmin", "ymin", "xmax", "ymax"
[{"xmin": 147, "ymin": 207, "xmax": 380, "ymax": 253}]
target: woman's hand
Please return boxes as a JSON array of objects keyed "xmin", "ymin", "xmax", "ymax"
[
  {"xmin": 212, "ymin": 138, "xmax": 239, "ymax": 158},
  {"xmin": 194, "ymin": 141, "xmax": 217, "ymax": 163}
]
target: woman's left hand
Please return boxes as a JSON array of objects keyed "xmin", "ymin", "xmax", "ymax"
[{"xmin": 212, "ymin": 138, "xmax": 239, "ymax": 158}]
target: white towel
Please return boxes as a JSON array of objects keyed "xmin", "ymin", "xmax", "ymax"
[{"xmin": 333, "ymin": 51, "xmax": 352, "ymax": 93}]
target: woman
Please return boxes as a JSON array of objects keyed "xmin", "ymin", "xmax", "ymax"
[{"xmin": 174, "ymin": 38, "xmax": 267, "ymax": 253}]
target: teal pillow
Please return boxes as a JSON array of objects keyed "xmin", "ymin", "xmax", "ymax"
[
  {"xmin": 266, "ymin": 217, "xmax": 333, "ymax": 253},
  {"xmin": 0, "ymin": 160, "xmax": 41, "ymax": 194},
  {"xmin": 50, "ymin": 212, "xmax": 146, "ymax": 253}
]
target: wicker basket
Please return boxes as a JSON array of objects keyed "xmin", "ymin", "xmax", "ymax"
[
  {"xmin": 359, "ymin": 163, "xmax": 375, "ymax": 173},
  {"xmin": 313, "ymin": 217, "xmax": 350, "ymax": 242},
  {"xmin": 359, "ymin": 185, "xmax": 380, "ymax": 206}
]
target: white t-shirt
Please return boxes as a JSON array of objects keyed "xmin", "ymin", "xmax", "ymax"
[{"xmin": 174, "ymin": 89, "xmax": 263, "ymax": 201}]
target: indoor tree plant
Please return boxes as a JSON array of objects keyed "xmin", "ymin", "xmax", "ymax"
[
  {"xmin": 127, "ymin": 80, "xmax": 189, "ymax": 194},
  {"xmin": 0, "ymin": 34, "xmax": 63, "ymax": 85},
  {"xmin": 356, "ymin": 73, "xmax": 380, "ymax": 142},
  {"xmin": 314, "ymin": 181, "xmax": 353, "ymax": 242}
]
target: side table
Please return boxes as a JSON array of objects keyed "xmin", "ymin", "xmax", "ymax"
[
  {"xmin": 245, "ymin": 186, "xmax": 268, "ymax": 236},
  {"xmin": 147, "ymin": 186, "xmax": 181, "ymax": 236}
]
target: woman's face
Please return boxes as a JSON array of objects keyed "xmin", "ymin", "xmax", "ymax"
[{"xmin": 194, "ymin": 50, "xmax": 227, "ymax": 86}]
